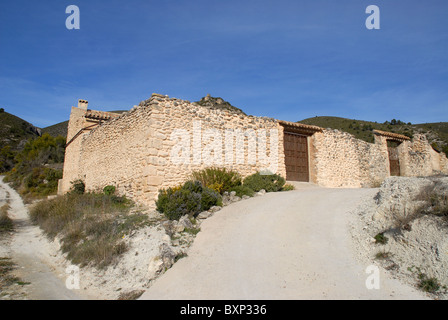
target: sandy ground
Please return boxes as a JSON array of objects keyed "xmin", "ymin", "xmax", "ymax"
[
  {"xmin": 0, "ymin": 177, "xmax": 86, "ymax": 300},
  {"xmin": 140, "ymin": 186, "xmax": 428, "ymax": 300}
]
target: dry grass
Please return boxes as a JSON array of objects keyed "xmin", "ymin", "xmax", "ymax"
[
  {"xmin": 0, "ymin": 204, "xmax": 13, "ymax": 233},
  {"xmin": 29, "ymin": 192, "xmax": 150, "ymax": 269},
  {"xmin": 0, "ymin": 257, "xmax": 30, "ymax": 297},
  {"xmin": 415, "ymin": 181, "xmax": 448, "ymax": 220},
  {"xmin": 117, "ymin": 289, "xmax": 145, "ymax": 300},
  {"xmin": 390, "ymin": 180, "xmax": 448, "ymax": 231}
]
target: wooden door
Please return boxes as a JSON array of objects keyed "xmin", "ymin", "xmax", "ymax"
[
  {"xmin": 284, "ymin": 132, "xmax": 309, "ymax": 181},
  {"xmin": 388, "ymin": 146, "xmax": 400, "ymax": 176}
]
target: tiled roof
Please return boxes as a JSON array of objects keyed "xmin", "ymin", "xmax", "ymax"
[
  {"xmin": 278, "ymin": 120, "xmax": 323, "ymax": 132},
  {"xmin": 373, "ymin": 129, "xmax": 411, "ymax": 141},
  {"xmin": 85, "ymin": 110, "xmax": 120, "ymax": 121}
]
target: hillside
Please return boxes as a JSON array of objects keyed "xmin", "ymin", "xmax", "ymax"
[
  {"xmin": 0, "ymin": 110, "xmax": 40, "ymax": 151},
  {"xmin": 41, "ymin": 120, "xmax": 69, "ymax": 138},
  {"xmin": 298, "ymin": 116, "xmax": 448, "ymax": 156},
  {"xmin": 41, "ymin": 110, "xmax": 128, "ymax": 139}
]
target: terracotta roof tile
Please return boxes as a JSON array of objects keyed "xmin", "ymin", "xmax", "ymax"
[
  {"xmin": 278, "ymin": 120, "xmax": 323, "ymax": 132},
  {"xmin": 85, "ymin": 110, "xmax": 120, "ymax": 121},
  {"xmin": 373, "ymin": 129, "xmax": 411, "ymax": 141}
]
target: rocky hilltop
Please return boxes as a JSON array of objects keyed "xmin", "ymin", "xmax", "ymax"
[{"xmin": 195, "ymin": 94, "xmax": 247, "ymax": 116}]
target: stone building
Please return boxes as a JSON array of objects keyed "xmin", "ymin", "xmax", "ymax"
[{"xmin": 58, "ymin": 94, "xmax": 448, "ymax": 208}]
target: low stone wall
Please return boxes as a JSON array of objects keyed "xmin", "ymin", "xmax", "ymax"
[
  {"xmin": 311, "ymin": 129, "xmax": 389, "ymax": 188},
  {"xmin": 400, "ymin": 134, "xmax": 448, "ymax": 177},
  {"xmin": 311, "ymin": 129, "xmax": 448, "ymax": 188}
]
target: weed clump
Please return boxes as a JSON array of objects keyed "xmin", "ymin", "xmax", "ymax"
[
  {"xmin": 374, "ymin": 232, "xmax": 388, "ymax": 245},
  {"xmin": 103, "ymin": 185, "xmax": 116, "ymax": 196},
  {"xmin": 29, "ymin": 188, "xmax": 145, "ymax": 269},
  {"xmin": 0, "ymin": 204, "xmax": 13, "ymax": 233},
  {"xmin": 281, "ymin": 183, "xmax": 295, "ymax": 191},
  {"xmin": 408, "ymin": 266, "xmax": 446, "ymax": 294}
]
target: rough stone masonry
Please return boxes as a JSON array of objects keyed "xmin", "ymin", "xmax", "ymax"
[{"xmin": 58, "ymin": 94, "xmax": 448, "ymax": 208}]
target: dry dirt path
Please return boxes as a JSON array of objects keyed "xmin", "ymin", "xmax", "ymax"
[
  {"xmin": 0, "ymin": 178, "xmax": 84, "ymax": 300},
  {"xmin": 141, "ymin": 186, "xmax": 428, "ymax": 300}
]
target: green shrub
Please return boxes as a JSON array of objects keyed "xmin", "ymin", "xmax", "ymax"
[
  {"xmin": 281, "ymin": 183, "xmax": 295, "ymax": 191},
  {"xmin": 183, "ymin": 180, "xmax": 204, "ymax": 194},
  {"xmin": 155, "ymin": 188, "xmax": 173, "ymax": 215},
  {"xmin": 443, "ymin": 145, "xmax": 448, "ymax": 157},
  {"xmin": 408, "ymin": 266, "xmax": 445, "ymax": 294},
  {"xmin": 70, "ymin": 179, "xmax": 85, "ymax": 195},
  {"xmin": 0, "ymin": 146, "xmax": 16, "ymax": 173},
  {"xmin": 163, "ymin": 188, "xmax": 202, "ymax": 220},
  {"xmin": 374, "ymin": 233, "xmax": 388, "ymax": 245},
  {"xmin": 3, "ymin": 134, "xmax": 66, "ymax": 200},
  {"xmin": 201, "ymin": 187, "xmax": 222, "ymax": 209},
  {"xmin": 16, "ymin": 133, "xmax": 66, "ymax": 165},
  {"xmin": 243, "ymin": 172, "xmax": 286, "ymax": 192},
  {"xmin": 103, "ymin": 185, "xmax": 116, "ymax": 196},
  {"xmin": 418, "ymin": 274, "xmax": 441, "ymax": 294},
  {"xmin": 191, "ymin": 167, "xmax": 242, "ymax": 194},
  {"xmin": 230, "ymin": 185, "xmax": 255, "ymax": 198},
  {"xmin": 156, "ymin": 180, "xmax": 221, "ymax": 220},
  {"xmin": 21, "ymin": 167, "xmax": 62, "ymax": 196}
]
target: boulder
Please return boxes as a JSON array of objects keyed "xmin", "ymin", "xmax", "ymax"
[
  {"xmin": 222, "ymin": 192, "xmax": 242, "ymax": 205},
  {"xmin": 147, "ymin": 256, "xmax": 164, "ymax": 278},
  {"xmin": 209, "ymin": 206, "xmax": 222, "ymax": 213},
  {"xmin": 159, "ymin": 243, "xmax": 176, "ymax": 270},
  {"xmin": 198, "ymin": 211, "xmax": 213, "ymax": 219},
  {"xmin": 179, "ymin": 215, "xmax": 194, "ymax": 229},
  {"xmin": 162, "ymin": 220, "xmax": 177, "ymax": 236}
]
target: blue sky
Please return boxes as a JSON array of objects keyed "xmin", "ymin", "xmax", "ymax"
[{"xmin": 0, "ymin": 0, "xmax": 447, "ymax": 127}]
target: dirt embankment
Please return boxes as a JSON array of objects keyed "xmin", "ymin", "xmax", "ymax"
[{"xmin": 351, "ymin": 176, "xmax": 448, "ymax": 299}]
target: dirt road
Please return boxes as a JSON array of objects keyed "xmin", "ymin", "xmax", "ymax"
[
  {"xmin": 1, "ymin": 177, "xmax": 428, "ymax": 300},
  {"xmin": 141, "ymin": 187, "xmax": 428, "ymax": 300},
  {"xmin": 0, "ymin": 178, "xmax": 84, "ymax": 300}
]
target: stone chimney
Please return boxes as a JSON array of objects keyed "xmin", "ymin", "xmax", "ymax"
[{"xmin": 78, "ymin": 99, "xmax": 88, "ymax": 110}]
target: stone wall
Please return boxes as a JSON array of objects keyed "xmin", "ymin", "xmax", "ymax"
[
  {"xmin": 60, "ymin": 94, "xmax": 448, "ymax": 208},
  {"xmin": 400, "ymin": 134, "xmax": 448, "ymax": 177},
  {"xmin": 311, "ymin": 129, "xmax": 390, "ymax": 188},
  {"xmin": 310, "ymin": 129, "xmax": 448, "ymax": 188},
  {"xmin": 59, "ymin": 107, "xmax": 91, "ymax": 193},
  {"xmin": 60, "ymin": 94, "xmax": 284, "ymax": 208}
]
